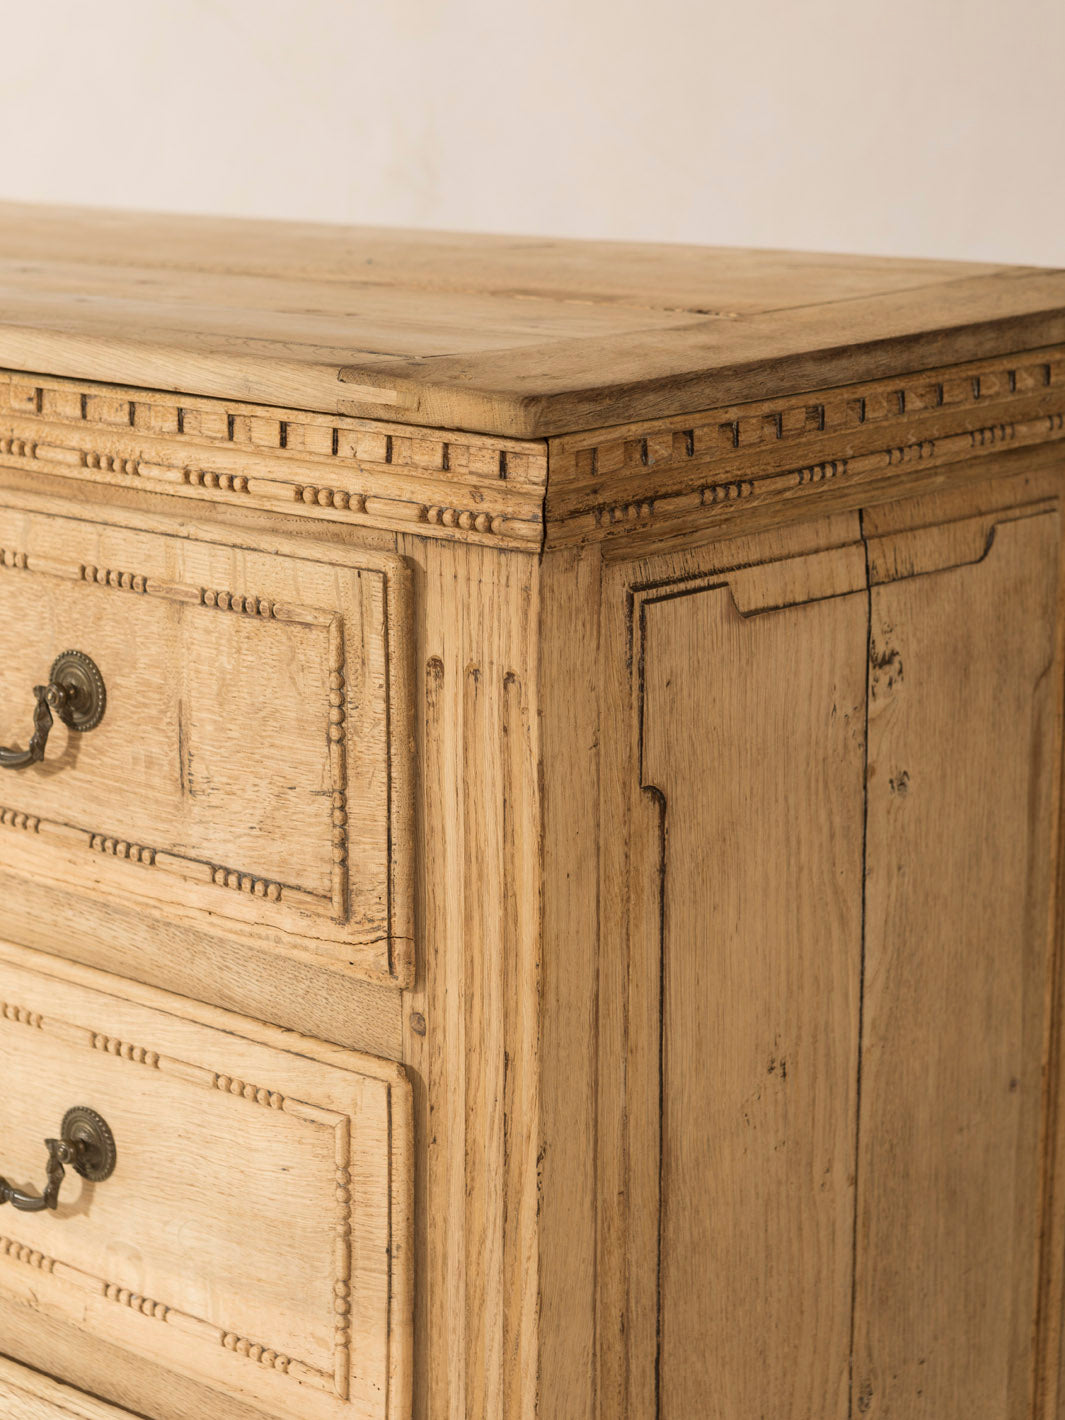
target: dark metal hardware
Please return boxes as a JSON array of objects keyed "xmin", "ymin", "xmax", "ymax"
[
  {"xmin": 0, "ymin": 1105, "xmax": 117, "ymax": 1212},
  {"xmin": 0, "ymin": 650, "xmax": 106, "ymax": 770}
]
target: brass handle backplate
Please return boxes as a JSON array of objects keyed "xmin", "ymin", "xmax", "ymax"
[
  {"xmin": 0, "ymin": 1105, "xmax": 117, "ymax": 1212},
  {"xmin": 0, "ymin": 650, "xmax": 106, "ymax": 770}
]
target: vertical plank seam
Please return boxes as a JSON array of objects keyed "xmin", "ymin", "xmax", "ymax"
[
  {"xmin": 650, "ymin": 784, "xmax": 667, "ymax": 1420},
  {"xmin": 635, "ymin": 590, "xmax": 670, "ymax": 1420},
  {"xmin": 1032, "ymin": 506, "xmax": 1065, "ymax": 1420},
  {"xmin": 592, "ymin": 551, "xmax": 603, "ymax": 1420},
  {"xmin": 847, "ymin": 509, "xmax": 874, "ymax": 1419},
  {"xmin": 382, "ymin": 571, "xmax": 396, "ymax": 975}
]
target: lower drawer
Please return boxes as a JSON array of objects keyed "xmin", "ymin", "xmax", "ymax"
[
  {"xmin": 0, "ymin": 942, "xmax": 412, "ymax": 1420},
  {"xmin": 0, "ymin": 1356, "xmax": 138, "ymax": 1419}
]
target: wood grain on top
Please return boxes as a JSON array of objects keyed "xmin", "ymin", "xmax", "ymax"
[{"xmin": 0, "ymin": 203, "xmax": 1063, "ymax": 436}]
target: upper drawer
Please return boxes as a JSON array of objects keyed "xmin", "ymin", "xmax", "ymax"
[
  {"xmin": 0, "ymin": 940, "xmax": 412, "ymax": 1420},
  {"xmin": 0, "ymin": 501, "xmax": 413, "ymax": 986}
]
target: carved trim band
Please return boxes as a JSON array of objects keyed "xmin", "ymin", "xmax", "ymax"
[
  {"xmin": 0, "ymin": 371, "xmax": 546, "ymax": 551},
  {"xmin": 547, "ymin": 346, "xmax": 1065, "ymax": 544}
]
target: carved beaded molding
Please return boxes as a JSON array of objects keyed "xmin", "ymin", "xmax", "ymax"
[
  {"xmin": 0, "ymin": 997, "xmax": 383, "ymax": 1401},
  {"xmin": 547, "ymin": 346, "xmax": 1065, "ymax": 543},
  {"xmin": 5, "ymin": 351, "xmax": 1065, "ymax": 550},
  {"xmin": 0, "ymin": 370, "xmax": 547, "ymax": 550}
]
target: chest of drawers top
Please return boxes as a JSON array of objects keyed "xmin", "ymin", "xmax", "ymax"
[
  {"xmin": 1, "ymin": 204, "xmax": 1063, "ymax": 547},
  {"xmin": 1, "ymin": 202, "xmax": 1062, "ymax": 434}
]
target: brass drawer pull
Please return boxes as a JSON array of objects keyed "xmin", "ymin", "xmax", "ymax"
[
  {"xmin": 0, "ymin": 1105, "xmax": 116, "ymax": 1212},
  {"xmin": 0, "ymin": 650, "xmax": 106, "ymax": 770}
]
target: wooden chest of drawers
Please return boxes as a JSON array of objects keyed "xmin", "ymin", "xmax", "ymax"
[{"xmin": 1, "ymin": 205, "xmax": 1064, "ymax": 1419}]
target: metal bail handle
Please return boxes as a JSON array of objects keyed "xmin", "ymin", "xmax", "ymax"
[
  {"xmin": 0, "ymin": 1106, "xmax": 117, "ymax": 1212},
  {"xmin": 0, "ymin": 650, "xmax": 106, "ymax": 770}
]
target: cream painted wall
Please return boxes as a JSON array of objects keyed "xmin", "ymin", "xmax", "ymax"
[{"xmin": 1, "ymin": 0, "xmax": 1062, "ymax": 263}]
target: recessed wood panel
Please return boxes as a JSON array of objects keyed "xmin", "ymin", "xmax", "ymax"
[
  {"xmin": 853, "ymin": 508, "xmax": 1062, "ymax": 1417},
  {"xmin": 0, "ymin": 941, "xmax": 412, "ymax": 1420},
  {"xmin": 640, "ymin": 548, "xmax": 868, "ymax": 1419},
  {"xmin": 0, "ymin": 501, "xmax": 412, "ymax": 985}
]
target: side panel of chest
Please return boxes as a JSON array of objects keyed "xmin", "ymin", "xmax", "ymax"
[{"xmin": 598, "ymin": 488, "xmax": 1065, "ymax": 1419}]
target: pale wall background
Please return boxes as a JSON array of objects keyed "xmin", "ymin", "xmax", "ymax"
[{"xmin": 2, "ymin": 0, "xmax": 1063, "ymax": 264}]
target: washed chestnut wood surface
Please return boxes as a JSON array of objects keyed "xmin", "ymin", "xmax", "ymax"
[
  {"xmin": 0, "ymin": 1355, "xmax": 139, "ymax": 1419},
  {"xmin": 0, "ymin": 942, "xmax": 412, "ymax": 1420},
  {"xmin": 854, "ymin": 504, "xmax": 1063, "ymax": 1416},
  {"xmin": 640, "ymin": 543, "xmax": 868, "ymax": 1418},
  {"xmin": 0, "ymin": 205, "xmax": 1064, "ymax": 1420},
  {"xmin": 1, "ymin": 203, "xmax": 1064, "ymax": 434},
  {"xmin": 0, "ymin": 499, "xmax": 413, "ymax": 985}
]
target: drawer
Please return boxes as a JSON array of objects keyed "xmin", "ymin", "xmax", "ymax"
[
  {"xmin": 0, "ymin": 941, "xmax": 412, "ymax": 1420},
  {"xmin": 0, "ymin": 501, "xmax": 413, "ymax": 986},
  {"xmin": 0, "ymin": 1356, "xmax": 140, "ymax": 1419}
]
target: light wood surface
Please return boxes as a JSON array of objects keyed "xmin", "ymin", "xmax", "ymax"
[
  {"xmin": 1, "ymin": 214, "xmax": 1065, "ymax": 1420},
  {"xmin": 0, "ymin": 1357, "xmax": 140, "ymax": 1419},
  {"xmin": 853, "ymin": 505, "xmax": 1062, "ymax": 1416},
  {"xmin": 546, "ymin": 344, "xmax": 1065, "ymax": 549},
  {"xmin": 0, "ymin": 204, "xmax": 1063, "ymax": 436},
  {"xmin": 0, "ymin": 494, "xmax": 413, "ymax": 988},
  {"xmin": 396, "ymin": 537, "xmax": 542, "ymax": 1420},
  {"xmin": 592, "ymin": 484, "xmax": 1065, "ymax": 1419},
  {"xmin": 0, "ymin": 370, "xmax": 548, "ymax": 553},
  {"xmin": 0, "ymin": 941, "xmax": 412, "ymax": 1420},
  {"xmin": 4, "ymin": 346, "xmax": 1064, "ymax": 562},
  {"xmin": 641, "ymin": 548, "xmax": 867, "ymax": 1417},
  {"xmin": 537, "ymin": 544, "xmax": 600, "ymax": 1420}
]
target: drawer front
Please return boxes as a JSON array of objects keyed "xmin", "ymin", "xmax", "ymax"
[
  {"xmin": 0, "ymin": 941, "xmax": 412, "ymax": 1420},
  {"xmin": 0, "ymin": 1357, "xmax": 140, "ymax": 1419},
  {"xmin": 0, "ymin": 502, "xmax": 412, "ymax": 986}
]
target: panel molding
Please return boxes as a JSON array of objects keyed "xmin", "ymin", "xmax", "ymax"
[
  {"xmin": 0, "ymin": 940, "xmax": 413, "ymax": 1420},
  {"xmin": 0, "ymin": 548, "xmax": 349, "ymax": 921},
  {"xmin": 0, "ymin": 494, "xmax": 416, "ymax": 986},
  {"xmin": 630, "ymin": 544, "xmax": 867, "ymax": 1417},
  {"xmin": 0, "ymin": 994, "xmax": 352, "ymax": 1397}
]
